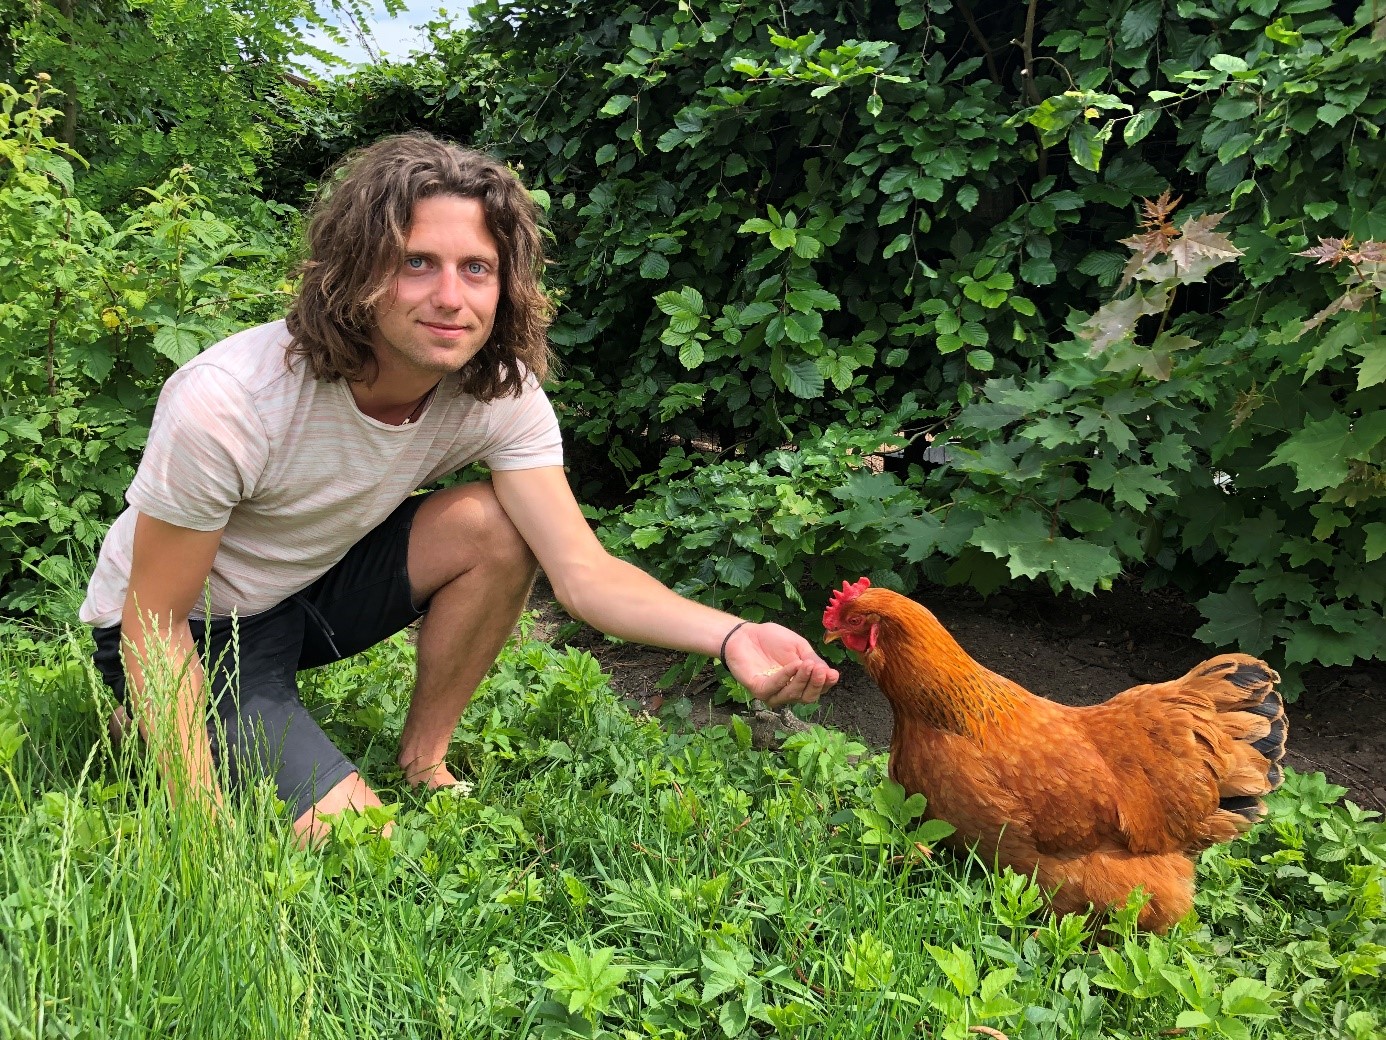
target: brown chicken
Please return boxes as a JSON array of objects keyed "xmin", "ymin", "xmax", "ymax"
[{"xmin": 823, "ymin": 577, "xmax": 1287, "ymax": 932}]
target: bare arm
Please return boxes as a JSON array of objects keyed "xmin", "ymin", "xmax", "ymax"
[
  {"xmin": 492, "ymin": 467, "xmax": 838, "ymax": 706},
  {"xmin": 121, "ymin": 512, "xmax": 225, "ymax": 810}
]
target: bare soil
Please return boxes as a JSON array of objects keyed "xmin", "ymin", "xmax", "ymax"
[{"xmin": 527, "ymin": 577, "xmax": 1386, "ymax": 813}]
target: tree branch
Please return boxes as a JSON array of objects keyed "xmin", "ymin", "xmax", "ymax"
[{"xmin": 953, "ymin": 0, "xmax": 1001, "ymax": 84}]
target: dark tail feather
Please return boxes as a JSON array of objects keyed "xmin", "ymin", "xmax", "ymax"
[{"xmin": 1182, "ymin": 654, "xmax": 1287, "ymax": 843}]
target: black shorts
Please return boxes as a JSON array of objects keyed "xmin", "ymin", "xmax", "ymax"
[{"xmin": 92, "ymin": 492, "xmax": 432, "ymax": 821}]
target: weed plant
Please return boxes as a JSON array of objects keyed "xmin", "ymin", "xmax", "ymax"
[{"xmin": 0, "ymin": 616, "xmax": 1381, "ymax": 1039}]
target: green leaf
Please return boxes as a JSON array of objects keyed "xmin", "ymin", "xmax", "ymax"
[
  {"xmin": 1219, "ymin": 977, "xmax": 1280, "ymax": 1018},
  {"xmin": 926, "ymin": 945, "xmax": 979, "ymax": 998},
  {"xmin": 1119, "ymin": 2, "xmax": 1161, "ymax": 47},
  {"xmin": 1364, "ymin": 523, "xmax": 1386, "ymax": 563},
  {"xmin": 783, "ymin": 311, "xmax": 822, "ymax": 344},
  {"xmin": 769, "ymin": 227, "xmax": 797, "ymax": 250},
  {"xmin": 782, "ymin": 359, "xmax": 824, "ymax": 398},
  {"xmin": 595, "ymin": 143, "xmax": 616, "ymax": 165},
  {"xmin": 1266, "ymin": 413, "xmax": 1351, "ymax": 492},
  {"xmin": 898, "ymin": 8, "xmax": 925, "ymax": 30},
  {"xmin": 1209, "ymin": 54, "xmax": 1249, "ymax": 73},
  {"xmin": 1195, "ymin": 585, "xmax": 1281, "ymax": 654},
  {"xmin": 679, "ymin": 286, "xmax": 705, "ymax": 314},
  {"xmin": 152, "ymin": 325, "xmax": 201, "ymax": 365},
  {"xmin": 714, "ymin": 553, "xmax": 756, "ymax": 588},
  {"xmin": 1284, "ymin": 624, "xmax": 1375, "ymax": 668},
  {"xmin": 956, "ymin": 185, "xmax": 979, "ymax": 211},
  {"xmin": 1068, "ymin": 121, "xmax": 1104, "ymax": 172},
  {"xmin": 1265, "ymin": 18, "xmax": 1303, "ymax": 45},
  {"xmin": 1316, "ymin": 103, "xmax": 1349, "ymax": 127},
  {"xmin": 1059, "ymin": 500, "xmax": 1112, "ymax": 533},
  {"xmin": 640, "ymin": 252, "xmax": 670, "ymax": 279},
  {"xmin": 701, "ymin": 943, "xmax": 753, "ymax": 1003},
  {"xmin": 655, "ymin": 290, "xmax": 696, "ymax": 318},
  {"xmin": 1354, "ymin": 341, "xmax": 1386, "ymax": 389},
  {"xmin": 678, "ymin": 340, "xmax": 705, "ymax": 368},
  {"xmin": 971, "ymin": 510, "xmax": 1122, "ymax": 593},
  {"xmin": 1124, "ymin": 108, "xmax": 1160, "ymax": 145},
  {"xmin": 786, "ymin": 287, "xmax": 840, "ymax": 312},
  {"xmin": 600, "ymin": 94, "xmax": 633, "ymax": 116},
  {"xmin": 1020, "ymin": 257, "xmax": 1056, "ymax": 285},
  {"xmin": 719, "ymin": 1000, "xmax": 749, "ymax": 1037}
]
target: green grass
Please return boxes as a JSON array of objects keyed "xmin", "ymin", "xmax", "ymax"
[{"xmin": 1, "ymin": 616, "xmax": 1383, "ymax": 1039}]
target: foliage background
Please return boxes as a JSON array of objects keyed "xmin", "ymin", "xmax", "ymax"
[{"xmin": 2, "ymin": 0, "xmax": 1385, "ymax": 693}]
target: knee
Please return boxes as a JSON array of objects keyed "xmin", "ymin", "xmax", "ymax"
[{"xmin": 422, "ymin": 482, "xmax": 537, "ymax": 576}]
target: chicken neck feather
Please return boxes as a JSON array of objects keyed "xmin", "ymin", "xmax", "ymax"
[{"xmin": 857, "ymin": 590, "xmax": 1034, "ymax": 743}]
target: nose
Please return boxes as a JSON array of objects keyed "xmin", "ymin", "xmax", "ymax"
[{"xmin": 432, "ymin": 266, "xmax": 465, "ymax": 310}]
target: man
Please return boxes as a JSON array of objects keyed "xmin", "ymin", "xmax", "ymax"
[{"xmin": 81, "ymin": 132, "xmax": 838, "ymax": 842}]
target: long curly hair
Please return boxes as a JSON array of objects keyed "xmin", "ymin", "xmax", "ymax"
[{"xmin": 285, "ymin": 132, "xmax": 553, "ymax": 400}]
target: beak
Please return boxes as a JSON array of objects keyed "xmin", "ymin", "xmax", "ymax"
[{"xmin": 823, "ymin": 630, "xmax": 840, "ymax": 645}]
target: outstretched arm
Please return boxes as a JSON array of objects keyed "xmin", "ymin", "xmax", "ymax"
[{"xmin": 492, "ymin": 467, "xmax": 838, "ymax": 706}]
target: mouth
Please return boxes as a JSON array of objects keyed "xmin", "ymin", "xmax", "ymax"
[
  {"xmin": 419, "ymin": 320, "xmax": 471, "ymax": 337},
  {"xmin": 823, "ymin": 630, "xmax": 840, "ymax": 645}
]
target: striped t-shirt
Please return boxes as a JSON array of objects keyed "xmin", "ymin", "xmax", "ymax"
[{"xmin": 80, "ymin": 319, "xmax": 563, "ymax": 627}]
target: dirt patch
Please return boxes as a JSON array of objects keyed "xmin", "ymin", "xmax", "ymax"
[{"xmin": 526, "ymin": 577, "xmax": 1386, "ymax": 813}]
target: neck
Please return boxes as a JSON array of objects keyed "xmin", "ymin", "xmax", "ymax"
[
  {"xmin": 864, "ymin": 603, "xmax": 1028, "ymax": 740},
  {"xmin": 351, "ymin": 376, "xmax": 441, "ymax": 425}
]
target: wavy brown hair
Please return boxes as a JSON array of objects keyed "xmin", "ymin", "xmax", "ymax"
[{"xmin": 285, "ymin": 132, "xmax": 553, "ymax": 400}]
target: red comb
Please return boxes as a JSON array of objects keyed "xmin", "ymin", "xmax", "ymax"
[{"xmin": 823, "ymin": 577, "xmax": 871, "ymax": 629}]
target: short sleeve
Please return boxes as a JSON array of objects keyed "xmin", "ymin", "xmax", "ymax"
[
  {"xmin": 482, "ymin": 378, "xmax": 565, "ymax": 471},
  {"xmin": 125, "ymin": 364, "xmax": 270, "ymax": 531}
]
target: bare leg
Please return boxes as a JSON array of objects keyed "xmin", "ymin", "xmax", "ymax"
[
  {"xmin": 396, "ymin": 482, "xmax": 537, "ymax": 787},
  {"xmin": 294, "ymin": 771, "xmax": 384, "ymax": 846}
]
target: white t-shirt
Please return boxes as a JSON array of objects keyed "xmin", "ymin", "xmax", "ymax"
[{"xmin": 80, "ymin": 319, "xmax": 563, "ymax": 627}]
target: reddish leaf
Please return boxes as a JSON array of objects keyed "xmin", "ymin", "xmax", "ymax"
[{"xmin": 1169, "ymin": 212, "xmax": 1241, "ymax": 275}]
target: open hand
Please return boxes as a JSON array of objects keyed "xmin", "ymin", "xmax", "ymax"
[{"xmin": 723, "ymin": 622, "xmax": 839, "ymax": 709}]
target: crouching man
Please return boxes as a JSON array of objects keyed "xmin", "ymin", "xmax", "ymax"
[{"xmin": 81, "ymin": 132, "xmax": 838, "ymax": 843}]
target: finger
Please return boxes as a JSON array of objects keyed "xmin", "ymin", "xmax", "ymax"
[{"xmin": 761, "ymin": 667, "xmax": 812, "ymax": 708}]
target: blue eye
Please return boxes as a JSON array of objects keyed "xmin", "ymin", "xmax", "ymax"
[
  {"xmin": 468, "ymin": 261, "xmax": 486, "ymax": 275},
  {"xmin": 405, "ymin": 257, "xmax": 426, "ymax": 270}
]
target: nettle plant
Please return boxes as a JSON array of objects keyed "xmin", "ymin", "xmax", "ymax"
[{"xmin": 0, "ymin": 79, "xmax": 292, "ymax": 608}]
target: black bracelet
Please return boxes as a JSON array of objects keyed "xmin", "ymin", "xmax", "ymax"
[{"xmin": 718, "ymin": 620, "xmax": 751, "ymax": 662}]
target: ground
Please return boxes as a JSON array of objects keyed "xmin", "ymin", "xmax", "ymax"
[{"xmin": 527, "ymin": 577, "xmax": 1386, "ymax": 814}]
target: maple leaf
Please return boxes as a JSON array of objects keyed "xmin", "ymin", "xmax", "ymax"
[
  {"xmin": 1355, "ymin": 240, "xmax": 1386, "ymax": 263},
  {"xmin": 1138, "ymin": 189, "xmax": 1183, "ymax": 232},
  {"xmin": 1077, "ymin": 285, "xmax": 1169, "ymax": 353},
  {"xmin": 1169, "ymin": 212, "xmax": 1242, "ymax": 275},
  {"xmin": 1116, "ymin": 191, "xmax": 1185, "ymax": 290},
  {"xmin": 1296, "ymin": 237, "xmax": 1353, "ymax": 266},
  {"xmin": 1230, "ymin": 382, "xmax": 1264, "ymax": 430},
  {"xmin": 1300, "ymin": 286, "xmax": 1375, "ymax": 334},
  {"xmin": 1117, "ymin": 232, "xmax": 1173, "ymax": 290}
]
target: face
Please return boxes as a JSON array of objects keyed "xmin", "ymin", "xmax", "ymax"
[{"xmin": 370, "ymin": 195, "xmax": 502, "ymax": 383}]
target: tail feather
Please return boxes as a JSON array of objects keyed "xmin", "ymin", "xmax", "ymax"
[{"xmin": 1181, "ymin": 654, "xmax": 1287, "ymax": 845}]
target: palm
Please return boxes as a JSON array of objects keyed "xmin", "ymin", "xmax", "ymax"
[{"xmin": 724, "ymin": 622, "xmax": 838, "ymax": 708}]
